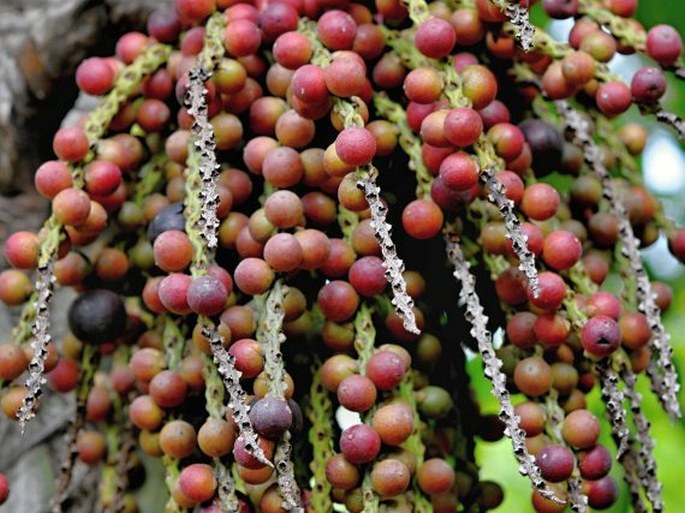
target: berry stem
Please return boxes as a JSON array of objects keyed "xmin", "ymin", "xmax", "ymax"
[
  {"xmin": 556, "ymin": 99, "xmax": 681, "ymax": 421},
  {"xmin": 201, "ymin": 325, "xmax": 273, "ymax": 468},
  {"xmin": 51, "ymin": 345, "xmax": 100, "ymax": 513},
  {"xmin": 444, "ymin": 233, "xmax": 564, "ymax": 505},
  {"xmin": 306, "ymin": 359, "xmax": 334, "ymax": 513}
]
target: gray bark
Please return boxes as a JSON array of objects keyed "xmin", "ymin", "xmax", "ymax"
[{"xmin": 0, "ymin": 0, "xmax": 162, "ymax": 191}]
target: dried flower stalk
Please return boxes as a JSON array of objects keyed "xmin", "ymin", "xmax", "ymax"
[
  {"xmin": 17, "ymin": 251, "xmax": 56, "ymax": 429},
  {"xmin": 621, "ymin": 364, "xmax": 664, "ymax": 512},
  {"xmin": 595, "ymin": 358, "xmax": 631, "ymax": 458},
  {"xmin": 357, "ymin": 171, "xmax": 420, "ymax": 334},
  {"xmin": 492, "ymin": 1, "xmax": 535, "ymax": 50},
  {"xmin": 621, "ymin": 447, "xmax": 649, "ymax": 513},
  {"xmin": 254, "ymin": 281, "xmax": 302, "ymax": 510},
  {"xmin": 184, "ymin": 66, "xmax": 220, "ymax": 263},
  {"xmin": 566, "ymin": 477, "xmax": 590, "ymax": 513},
  {"xmin": 479, "ymin": 166, "xmax": 540, "ymax": 296},
  {"xmin": 215, "ymin": 459, "xmax": 240, "ymax": 513},
  {"xmin": 556, "ymin": 99, "xmax": 681, "ymax": 421},
  {"xmin": 445, "ymin": 233, "xmax": 562, "ymax": 504},
  {"xmin": 202, "ymin": 325, "xmax": 272, "ymax": 467},
  {"xmin": 652, "ymin": 108, "xmax": 685, "ymax": 140},
  {"xmin": 274, "ymin": 433, "xmax": 303, "ymax": 512}
]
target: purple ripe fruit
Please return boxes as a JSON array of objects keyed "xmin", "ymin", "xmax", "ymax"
[
  {"xmin": 581, "ymin": 315, "xmax": 621, "ymax": 358},
  {"xmin": 535, "ymin": 444, "xmax": 575, "ymax": 482},
  {"xmin": 249, "ymin": 396, "xmax": 292, "ymax": 440}
]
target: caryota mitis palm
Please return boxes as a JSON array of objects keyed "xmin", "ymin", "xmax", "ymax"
[{"xmin": 0, "ymin": 0, "xmax": 683, "ymax": 511}]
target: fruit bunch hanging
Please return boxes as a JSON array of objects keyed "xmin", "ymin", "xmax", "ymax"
[{"xmin": 0, "ymin": 0, "xmax": 684, "ymax": 511}]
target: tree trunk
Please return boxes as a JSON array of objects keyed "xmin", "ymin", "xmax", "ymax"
[{"xmin": 0, "ymin": 0, "xmax": 162, "ymax": 192}]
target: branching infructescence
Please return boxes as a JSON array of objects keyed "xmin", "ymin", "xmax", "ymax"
[
  {"xmin": 490, "ymin": 0, "xmax": 535, "ymax": 50},
  {"xmin": 595, "ymin": 357, "xmax": 631, "ymax": 459},
  {"xmin": 445, "ymin": 234, "xmax": 563, "ymax": 504},
  {"xmin": 620, "ymin": 363, "xmax": 664, "ymax": 512},
  {"xmin": 2, "ymin": 1, "xmax": 685, "ymax": 512},
  {"xmin": 51, "ymin": 345, "xmax": 99, "ymax": 513},
  {"xmin": 84, "ymin": 44, "xmax": 171, "ymax": 144},
  {"xmin": 202, "ymin": 326, "xmax": 272, "ymax": 468},
  {"xmin": 557, "ymin": 99, "xmax": 681, "ymax": 421},
  {"xmin": 16, "ymin": 237, "xmax": 57, "ymax": 429},
  {"xmin": 303, "ymin": 19, "xmax": 419, "ymax": 335},
  {"xmin": 255, "ymin": 281, "xmax": 302, "ymax": 511}
]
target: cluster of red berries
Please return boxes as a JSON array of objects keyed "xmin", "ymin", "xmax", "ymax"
[{"xmin": 0, "ymin": 0, "xmax": 683, "ymax": 511}]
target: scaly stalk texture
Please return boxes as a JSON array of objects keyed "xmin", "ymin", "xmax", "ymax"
[
  {"xmin": 201, "ymin": 325, "xmax": 272, "ymax": 467},
  {"xmin": 215, "ymin": 460, "xmax": 239, "ymax": 513},
  {"xmin": 490, "ymin": 0, "xmax": 535, "ymax": 50},
  {"xmin": 202, "ymin": 355, "xmax": 240, "ymax": 512},
  {"xmin": 184, "ymin": 67, "xmax": 220, "ymax": 267},
  {"xmin": 16, "ymin": 218, "xmax": 58, "ymax": 429},
  {"xmin": 307, "ymin": 361, "xmax": 334, "ymax": 513},
  {"xmin": 556, "ymin": 99, "xmax": 681, "ymax": 421},
  {"xmin": 620, "ymin": 363, "xmax": 664, "ymax": 512},
  {"xmin": 183, "ymin": 12, "xmax": 226, "ymax": 271},
  {"xmin": 255, "ymin": 280, "xmax": 288, "ymax": 398},
  {"xmin": 649, "ymin": 107, "xmax": 685, "ymax": 140},
  {"xmin": 51, "ymin": 345, "xmax": 99, "ymax": 513},
  {"xmin": 444, "ymin": 233, "xmax": 562, "ymax": 504},
  {"xmin": 595, "ymin": 358, "xmax": 631, "ymax": 458},
  {"xmin": 620, "ymin": 447, "xmax": 649, "ymax": 513},
  {"xmin": 302, "ymin": 18, "xmax": 419, "ymax": 335},
  {"xmin": 17, "ymin": 41, "xmax": 172, "ymax": 426},
  {"xmin": 255, "ymin": 281, "xmax": 302, "ymax": 511}
]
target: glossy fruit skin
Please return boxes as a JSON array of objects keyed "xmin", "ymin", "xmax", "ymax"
[
  {"xmin": 370, "ymin": 458, "xmax": 411, "ymax": 498},
  {"xmin": 339, "ymin": 424, "xmax": 381, "ymax": 464},
  {"xmin": 68, "ymin": 289, "xmax": 127, "ymax": 345},
  {"xmin": 646, "ymin": 24, "xmax": 683, "ymax": 65},
  {"xmin": 178, "ymin": 463, "xmax": 217, "ymax": 504},
  {"xmin": 535, "ymin": 444, "xmax": 575, "ymax": 482},
  {"xmin": 325, "ymin": 453, "xmax": 360, "ymax": 490},
  {"xmin": 562, "ymin": 409, "xmax": 600, "ymax": 449},
  {"xmin": 249, "ymin": 396, "xmax": 293, "ymax": 440},
  {"xmin": 514, "ymin": 357, "xmax": 552, "ymax": 397},
  {"xmin": 581, "ymin": 315, "xmax": 621, "ymax": 358},
  {"xmin": 577, "ymin": 444, "xmax": 612, "ymax": 481}
]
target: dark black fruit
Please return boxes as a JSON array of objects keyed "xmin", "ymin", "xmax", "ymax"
[
  {"xmin": 147, "ymin": 203, "xmax": 185, "ymax": 242},
  {"xmin": 519, "ymin": 119, "xmax": 564, "ymax": 176},
  {"xmin": 68, "ymin": 289, "xmax": 127, "ymax": 344}
]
